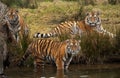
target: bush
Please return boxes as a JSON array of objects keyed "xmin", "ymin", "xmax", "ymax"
[
  {"xmin": 72, "ymin": 32, "xmax": 115, "ymax": 64},
  {"xmin": 1, "ymin": 0, "xmax": 23, "ymax": 7},
  {"xmin": 108, "ymin": 0, "xmax": 120, "ymax": 5},
  {"xmin": 1, "ymin": 0, "xmax": 38, "ymax": 8}
]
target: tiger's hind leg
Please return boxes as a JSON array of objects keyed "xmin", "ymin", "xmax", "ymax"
[{"xmin": 34, "ymin": 57, "xmax": 45, "ymax": 72}]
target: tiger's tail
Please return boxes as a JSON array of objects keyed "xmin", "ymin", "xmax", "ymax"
[
  {"xmin": 33, "ymin": 32, "xmax": 56, "ymax": 38},
  {"xmin": 17, "ymin": 44, "xmax": 32, "ymax": 67}
]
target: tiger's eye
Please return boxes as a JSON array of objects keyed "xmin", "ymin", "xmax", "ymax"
[
  {"xmin": 75, "ymin": 43, "xmax": 78, "ymax": 45},
  {"xmin": 70, "ymin": 43, "xmax": 73, "ymax": 45},
  {"xmin": 89, "ymin": 15, "xmax": 92, "ymax": 17},
  {"xmin": 13, "ymin": 13, "xmax": 15, "ymax": 15},
  {"xmin": 94, "ymin": 15, "xmax": 97, "ymax": 17},
  {"xmin": 8, "ymin": 13, "xmax": 11, "ymax": 15}
]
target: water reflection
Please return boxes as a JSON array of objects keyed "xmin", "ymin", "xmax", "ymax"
[
  {"xmin": 5, "ymin": 64, "xmax": 120, "ymax": 78},
  {"xmin": 34, "ymin": 70, "xmax": 67, "ymax": 78},
  {"xmin": 56, "ymin": 70, "xmax": 67, "ymax": 78}
]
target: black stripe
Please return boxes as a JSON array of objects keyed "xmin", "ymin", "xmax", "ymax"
[
  {"xmin": 44, "ymin": 40, "xmax": 51, "ymax": 56},
  {"xmin": 41, "ymin": 34, "xmax": 44, "ymax": 38}
]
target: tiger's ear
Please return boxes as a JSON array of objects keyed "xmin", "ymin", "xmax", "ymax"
[
  {"xmin": 86, "ymin": 12, "xmax": 89, "ymax": 16},
  {"xmin": 96, "ymin": 11, "xmax": 100, "ymax": 15},
  {"xmin": 16, "ymin": 9, "xmax": 19, "ymax": 13}
]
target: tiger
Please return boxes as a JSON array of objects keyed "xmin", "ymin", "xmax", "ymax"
[
  {"xmin": 18, "ymin": 38, "xmax": 81, "ymax": 70},
  {"xmin": 5, "ymin": 8, "xmax": 29, "ymax": 44},
  {"xmin": 33, "ymin": 11, "xmax": 115, "ymax": 38}
]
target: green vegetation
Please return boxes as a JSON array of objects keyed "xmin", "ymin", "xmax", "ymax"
[
  {"xmin": 1, "ymin": 0, "xmax": 38, "ymax": 8},
  {"xmin": 6, "ymin": 1, "xmax": 120, "ymax": 65},
  {"xmin": 18, "ymin": 1, "xmax": 120, "ymax": 37}
]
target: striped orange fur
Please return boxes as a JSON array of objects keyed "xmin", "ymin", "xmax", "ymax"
[
  {"xmin": 34, "ymin": 11, "xmax": 115, "ymax": 38},
  {"xmin": 18, "ymin": 39, "xmax": 81, "ymax": 70}
]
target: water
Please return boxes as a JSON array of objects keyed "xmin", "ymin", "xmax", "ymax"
[{"xmin": 5, "ymin": 64, "xmax": 120, "ymax": 78}]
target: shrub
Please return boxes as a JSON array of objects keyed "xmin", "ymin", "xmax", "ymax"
[
  {"xmin": 1, "ymin": 0, "xmax": 38, "ymax": 8},
  {"xmin": 108, "ymin": 0, "xmax": 120, "ymax": 5},
  {"xmin": 72, "ymin": 32, "xmax": 115, "ymax": 64}
]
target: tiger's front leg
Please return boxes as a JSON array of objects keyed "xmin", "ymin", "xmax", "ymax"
[
  {"xmin": 55, "ymin": 58, "xmax": 64, "ymax": 70},
  {"xmin": 64, "ymin": 55, "xmax": 73, "ymax": 70}
]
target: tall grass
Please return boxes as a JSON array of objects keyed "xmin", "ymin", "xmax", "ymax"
[
  {"xmin": 114, "ymin": 29, "xmax": 120, "ymax": 53},
  {"xmin": 72, "ymin": 28, "xmax": 120, "ymax": 64},
  {"xmin": 7, "ymin": 32, "xmax": 32, "ymax": 66},
  {"xmin": 81, "ymin": 32, "xmax": 115, "ymax": 64}
]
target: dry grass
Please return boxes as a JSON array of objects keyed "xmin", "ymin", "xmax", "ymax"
[
  {"xmin": 19, "ymin": 1, "xmax": 79, "ymax": 38},
  {"xmin": 18, "ymin": 2, "xmax": 120, "ymax": 38}
]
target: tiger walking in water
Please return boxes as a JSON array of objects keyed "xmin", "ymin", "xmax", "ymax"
[
  {"xmin": 18, "ymin": 38, "xmax": 81, "ymax": 70},
  {"xmin": 34, "ymin": 11, "xmax": 115, "ymax": 38}
]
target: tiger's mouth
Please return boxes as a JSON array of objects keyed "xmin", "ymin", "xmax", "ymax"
[
  {"xmin": 71, "ymin": 52, "xmax": 77, "ymax": 55},
  {"xmin": 67, "ymin": 49, "xmax": 79, "ymax": 55},
  {"xmin": 89, "ymin": 23, "xmax": 96, "ymax": 27}
]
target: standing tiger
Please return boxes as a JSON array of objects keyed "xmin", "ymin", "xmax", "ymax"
[
  {"xmin": 18, "ymin": 39, "xmax": 81, "ymax": 70},
  {"xmin": 34, "ymin": 11, "xmax": 115, "ymax": 38},
  {"xmin": 5, "ymin": 8, "xmax": 29, "ymax": 44}
]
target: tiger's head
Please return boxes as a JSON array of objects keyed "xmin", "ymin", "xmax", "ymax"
[
  {"xmin": 5, "ymin": 8, "xmax": 19, "ymax": 24},
  {"xmin": 66, "ymin": 39, "xmax": 81, "ymax": 55},
  {"xmin": 85, "ymin": 11, "xmax": 101, "ymax": 27}
]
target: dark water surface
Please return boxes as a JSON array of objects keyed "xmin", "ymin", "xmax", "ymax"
[{"xmin": 5, "ymin": 64, "xmax": 120, "ymax": 78}]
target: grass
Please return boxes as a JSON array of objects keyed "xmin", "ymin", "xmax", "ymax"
[
  {"xmin": 19, "ymin": 1, "xmax": 79, "ymax": 37},
  {"xmin": 9, "ymin": 1, "xmax": 120, "ymax": 65},
  {"xmin": 18, "ymin": 2, "xmax": 120, "ymax": 38}
]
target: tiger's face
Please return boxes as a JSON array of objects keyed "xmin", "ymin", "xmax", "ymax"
[
  {"xmin": 66, "ymin": 39, "xmax": 81, "ymax": 55},
  {"xmin": 5, "ymin": 9, "xmax": 20, "ymax": 43},
  {"xmin": 6, "ymin": 9, "xmax": 19, "ymax": 24},
  {"xmin": 85, "ymin": 11, "xmax": 101, "ymax": 27}
]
